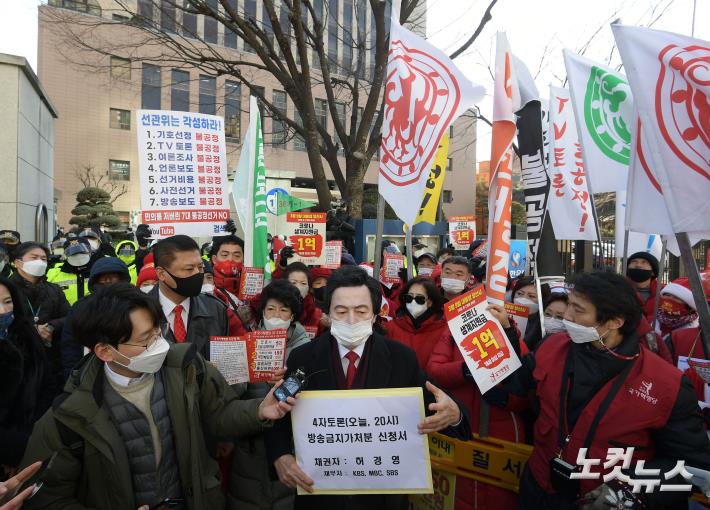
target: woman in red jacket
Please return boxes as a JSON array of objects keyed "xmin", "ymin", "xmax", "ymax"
[
  {"xmin": 383, "ymin": 276, "xmax": 448, "ymax": 369},
  {"xmin": 427, "ymin": 304, "xmax": 529, "ymax": 510}
]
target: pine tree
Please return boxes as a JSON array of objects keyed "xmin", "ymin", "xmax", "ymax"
[{"xmin": 69, "ymin": 187, "xmax": 121, "ymax": 230}]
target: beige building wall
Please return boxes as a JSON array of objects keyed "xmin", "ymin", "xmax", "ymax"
[
  {"xmin": 38, "ymin": 1, "xmax": 476, "ymax": 230},
  {"xmin": 0, "ymin": 53, "xmax": 57, "ymax": 243}
]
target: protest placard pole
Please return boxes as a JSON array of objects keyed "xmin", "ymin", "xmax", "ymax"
[
  {"xmin": 621, "ymin": 228, "xmax": 630, "ymax": 274},
  {"xmin": 676, "ymin": 232, "xmax": 710, "ymax": 357},
  {"xmin": 373, "ymin": 193, "xmax": 386, "ymax": 275},
  {"xmin": 405, "ymin": 225, "xmax": 414, "ymax": 279},
  {"xmin": 533, "ymin": 263, "xmax": 546, "ymax": 337},
  {"xmin": 650, "ymin": 239, "xmax": 668, "ymax": 332}
]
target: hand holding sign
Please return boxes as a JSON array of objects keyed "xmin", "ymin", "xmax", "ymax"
[
  {"xmin": 417, "ymin": 381, "xmax": 462, "ymax": 434},
  {"xmin": 274, "ymin": 454, "xmax": 315, "ymax": 493}
]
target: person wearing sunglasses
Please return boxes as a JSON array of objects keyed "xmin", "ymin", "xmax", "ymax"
[{"xmin": 383, "ymin": 276, "xmax": 448, "ymax": 369}]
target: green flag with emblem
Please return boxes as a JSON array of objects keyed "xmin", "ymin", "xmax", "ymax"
[
  {"xmin": 276, "ymin": 193, "xmax": 316, "ymax": 216},
  {"xmin": 564, "ymin": 49, "xmax": 633, "ymax": 193}
]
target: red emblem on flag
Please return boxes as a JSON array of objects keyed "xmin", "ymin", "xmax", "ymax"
[
  {"xmin": 380, "ymin": 39, "xmax": 461, "ymax": 186},
  {"xmin": 655, "ymin": 44, "xmax": 710, "ymax": 180}
]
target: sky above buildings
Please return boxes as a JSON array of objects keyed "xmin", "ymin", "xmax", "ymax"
[{"xmin": 1, "ymin": 0, "xmax": 707, "ymax": 157}]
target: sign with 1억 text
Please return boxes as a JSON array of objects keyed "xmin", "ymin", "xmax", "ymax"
[
  {"xmin": 284, "ymin": 212, "xmax": 327, "ymax": 265},
  {"xmin": 291, "ymin": 387, "xmax": 433, "ymax": 495},
  {"xmin": 210, "ymin": 330, "xmax": 286, "ymax": 384},
  {"xmin": 448, "ymin": 215, "xmax": 476, "ymax": 251},
  {"xmin": 137, "ymin": 110, "xmax": 229, "ymax": 238},
  {"xmin": 444, "ymin": 286, "xmax": 521, "ymax": 394}
]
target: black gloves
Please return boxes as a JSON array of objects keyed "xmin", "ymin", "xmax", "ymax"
[
  {"xmin": 225, "ymin": 218, "xmax": 237, "ymax": 235},
  {"xmin": 279, "ymin": 245, "xmax": 295, "ymax": 268}
]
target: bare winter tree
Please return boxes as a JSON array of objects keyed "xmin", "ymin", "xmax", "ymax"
[
  {"xmin": 75, "ymin": 164, "xmax": 129, "ymax": 204},
  {"xmin": 43, "ymin": 0, "xmax": 496, "ymax": 217}
]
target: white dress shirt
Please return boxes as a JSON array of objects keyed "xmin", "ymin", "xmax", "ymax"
[
  {"xmin": 158, "ymin": 288, "xmax": 190, "ymax": 336},
  {"xmin": 336, "ymin": 340, "xmax": 368, "ymax": 376},
  {"xmin": 104, "ymin": 362, "xmax": 148, "ymax": 387}
]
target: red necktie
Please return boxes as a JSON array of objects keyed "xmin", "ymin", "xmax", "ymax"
[
  {"xmin": 173, "ymin": 304, "xmax": 187, "ymax": 343},
  {"xmin": 345, "ymin": 351, "xmax": 359, "ymax": 389}
]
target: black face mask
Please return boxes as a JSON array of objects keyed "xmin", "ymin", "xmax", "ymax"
[
  {"xmin": 626, "ymin": 268, "xmax": 653, "ymax": 283},
  {"xmin": 312, "ymin": 286, "xmax": 325, "ymax": 302},
  {"xmin": 165, "ymin": 269, "xmax": 204, "ymax": 297}
]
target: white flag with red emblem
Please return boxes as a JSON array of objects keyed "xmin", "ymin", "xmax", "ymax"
[
  {"xmin": 485, "ymin": 32, "xmax": 520, "ymax": 306},
  {"xmin": 613, "ymin": 24, "xmax": 710, "ymax": 237},
  {"xmin": 378, "ymin": 7, "xmax": 485, "ymax": 227}
]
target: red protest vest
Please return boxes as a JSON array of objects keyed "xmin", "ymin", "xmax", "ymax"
[
  {"xmin": 528, "ymin": 333, "xmax": 681, "ymax": 495},
  {"xmin": 670, "ymin": 327, "xmax": 705, "ymax": 366}
]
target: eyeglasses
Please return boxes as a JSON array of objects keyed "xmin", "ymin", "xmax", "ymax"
[
  {"xmin": 403, "ymin": 294, "xmax": 427, "ymax": 305},
  {"xmin": 122, "ymin": 327, "xmax": 163, "ymax": 351}
]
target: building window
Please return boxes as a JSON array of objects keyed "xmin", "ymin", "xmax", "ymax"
[
  {"xmin": 272, "ymin": 90, "xmax": 287, "ymax": 148},
  {"xmin": 171, "ymin": 69, "xmax": 190, "ymax": 112},
  {"xmin": 225, "ymin": 80, "xmax": 241, "ymax": 142},
  {"xmin": 109, "ymin": 108, "xmax": 131, "ymax": 130},
  {"xmin": 110, "ymin": 56, "xmax": 131, "ymax": 80},
  {"xmin": 204, "ymin": 0, "xmax": 218, "ymax": 44},
  {"xmin": 315, "ymin": 99, "xmax": 328, "ymax": 132},
  {"xmin": 182, "ymin": 0, "xmax": 197, "ymax": 36},
  {"xmin": 137, "ymin": 0, "xmax": 153, "ymax": 26},
  {"xmin": 342, "ymin": 0, "xmax": 353, "ymax": 70},
  {"xmin": 141, "ymin": 64, "xmax": 161, "ymax": 109},
  {"xmin": 109, "ymin": 160, "xmax": 130, "ymax": 181},
  {"xmin": 161, "ymin": 1, "xmax": 176, "ymax": 33},
  {"xmin": 244, "ymin": 0, "xmax": 257, "ymax": 52},
  {"xmin": 312, "ymin": 0, "xmax": 323, "ymax": 69},
  {"xmin": 294, "ymin": 110, "xmax": 306, "ymax": 151},
  {"xmin": 223, "ymin": 0, "xmax": 238, "ymax": 47},
  {"xmin": 446, "ymin": 157, "xmax": 453, "ymax": 172},
  {"xmin": 335, "ymin": 102, "xmax": 346, "ymax": 154},
  {"xmin": 328, "ymin": 0, "xmax": 339, "ymax": 71},
  {"xmin": 199, "ymin": 75, "xmax": 216, "ymax": 115},
  {"xmin": 49, "ymin": 0, "xmax": 101, "ymax": 16},
  {"xmin": 443, "ymin": 190, "xmax": 453, "ymax": 203}
]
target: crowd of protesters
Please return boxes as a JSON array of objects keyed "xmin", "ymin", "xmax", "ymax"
[{"xmin": 0, "ymin": 222, "xmax": 709, "ymax": 510}]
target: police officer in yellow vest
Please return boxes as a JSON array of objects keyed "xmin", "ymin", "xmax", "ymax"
[
  {"xmin": 46, "ymin": 237, "xmax": 92, "ymax": 304},
  {"xmin": 115, "ymin": 239, "xmax": 138, "ymax": 284}
]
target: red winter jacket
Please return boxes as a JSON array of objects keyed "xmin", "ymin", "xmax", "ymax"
[
  {"xmin": 528, "ymin": 334, "xmax": 680, "ymax": 496},
  {"xmin": 637, "ymin": 315, "xmax": 673, "ymax": 364},
  {"xmin": 639, "ymin": 278, "xmax": 662, "ymax": 324},
  {"xmin": 212, "ymin": 288, "xmax": 250, "ymax": 336},
  {"xmin": 426, "ymin": 328, "xmax": 529, "ymax": 510},
  {"xmin": 384, "ymin": 312, "xmax": 449, "ymax": 369},
  {"xmin": 299, "ymin": 293, "xmax": 324, "ymax": 338},
  {"xmin": 668, "ymin": 326, "xmax": 705, "ymax": 367}
]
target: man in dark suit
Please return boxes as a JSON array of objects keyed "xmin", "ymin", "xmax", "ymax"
[
  {"xmin": 266, "ymin": 265, "xmax": 470, "ymax": 510},
  {"xmin": 150, "ymin": 235, "xmax": 229, "ymax": 359}
]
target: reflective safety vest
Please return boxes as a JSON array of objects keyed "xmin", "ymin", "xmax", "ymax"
[
  {"xmin": 46, "ymin": 266, "xmax": 90, "ymax": 305},
  {"xmin": 528, "ymin": 333, "xmax": 681, "ymax": 496}
]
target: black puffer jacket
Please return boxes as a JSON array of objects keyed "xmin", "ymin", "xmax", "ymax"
[
  {"xmin": 0, "ymin": 322, "xmax": 53, "ymax": 467},
  {"xmin": 10, "ymin": 272, "xmax": 70, "ymax": 395}
]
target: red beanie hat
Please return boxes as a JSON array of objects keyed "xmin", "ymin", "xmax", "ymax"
[{"xmin": 137, "ymin": 253, "xmax": 158, "ymax": 287}]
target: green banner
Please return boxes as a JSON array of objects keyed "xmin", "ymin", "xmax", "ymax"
[
  {"xmin": 276, "ymin": 193, "xmax": 316, "ymax": 215},
  {"xmin": 252, "ymin": 112, "xmax": 269, "ymax": 270}
]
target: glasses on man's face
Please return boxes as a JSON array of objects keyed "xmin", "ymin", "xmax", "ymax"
[
  {"xmin": 122, "ymin": 326, "xmax": 165, "ymax": 351},
  {"xmin": 403, "ymin": 294, "xmax": 427, "ymax": 305}
]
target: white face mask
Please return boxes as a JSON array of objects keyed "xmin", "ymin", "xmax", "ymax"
[
  {"xmin": 111, "ymin": 336, "xmax": 170, "ymax": 374},
  {"xmin": 441, "ymin": 277, "xmax": 465, "ymax": 294},
  {"xmin": 201, "ymin": 283, "xmax": 215, "ymax": 294},
  {"xmin": 563, "ymin": 319, "xmax": 603, "ymax": 344},
  {"xmin": 545, "ymin": 317, "xmax": 566, "ymax": 334},
  {"xmin": 263, "ymin": 316, "xmax": 291, "ymax": 330},
  {"xmin": 88, "ymin": 239, "xmax": 100, "ymax": 251},
  {"xmin": 516, "ymin": 297, "xmax": 539, "ymax": 314},
  {"xmin": 21, "ymin": 259, "xmax": 47, "ymax": 277},
  {"xmin": 140, "ymin": 285, "xmax": 155, "ymax": 294},
  {"xmin": 406, "ymin": 301, "xmax": 428, "ymax": 319},
  {"xmin": 67, "ymin": 253, "xmax": 91, "ymax": 267},
  {"xmin": 293, "ymin": 284, "xmax": 309, "ymax": 298},
  {"xmin": 417, "ymin": 267, "xmax": 434, "ymax": 277},
  {"xmin": 331, "ymin": 318, "xmax": 373, "ymax": 349}
]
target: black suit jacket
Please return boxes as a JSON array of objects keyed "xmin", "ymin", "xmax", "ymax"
[
  {"xmin": 148, "ymin": 286, "xmax": 229, "ymax": 359},
  {"xmin": 265, "ymin": 332, "xmax": 470, "ymax": 510}
]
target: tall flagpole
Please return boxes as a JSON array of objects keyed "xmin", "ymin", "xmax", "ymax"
[
  {"xmin": 676, "ymin": 233, "xmax": 710, "ymax": 358},
  {"xmin": 650, "ymin": 239, "xmax": 667, "ymax": 332},
  {"xmin": 373, "ymin": 194, "xmax": 386, "ymax": 275}
]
